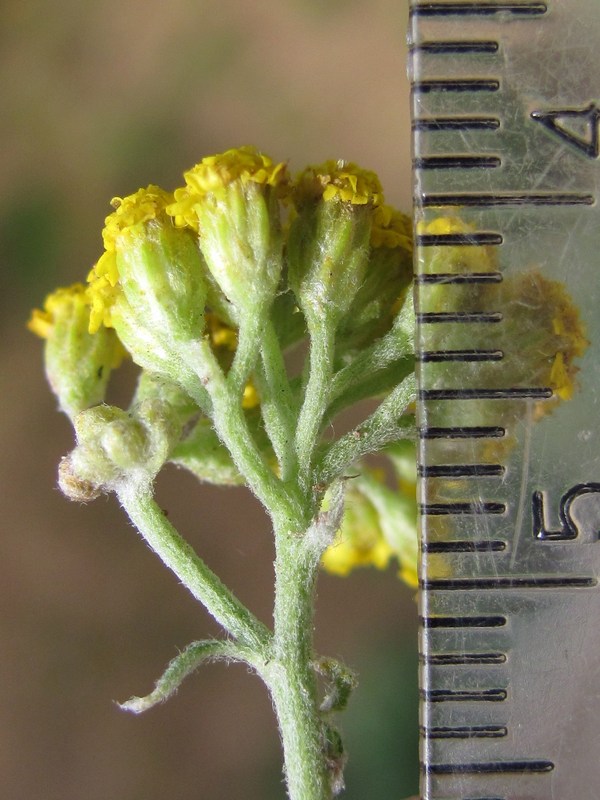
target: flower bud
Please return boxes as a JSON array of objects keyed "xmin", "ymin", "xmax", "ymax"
[
  {"xmin": 87, "ymin": 186, "xmax": 208, "ymax": 386},
  {"xmin": 167, "ymin": 146, "xmax": 288, "ymax": 320},
  {"xmin": 287, "ymin": 160, "xmax": 382, "ymax": 328},
  {"xmin": 59, "ymin": 401, "xmax": 179, "ymax": 501},
  {"xmin": 28, "ymin": 284, "xmax": 125, "ymax": 420}
]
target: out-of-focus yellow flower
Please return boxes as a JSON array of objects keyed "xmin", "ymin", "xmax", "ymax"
[
  {"xmin": 496, "ymin": 270, "xmax": 588, "ymax": 412},
  {"xmin": 322, "ymin": 458, "xmax": 418, "ymax": 589},
  {"xmin": 242, "ymin": 382, "xmax": 260, "ymax": 410},
  {"xmin": 321, "ymin": 486, "xmax": 395, "ymax": 576},
  {"xmin": 370, "ymin": 204, "xmax": 412, "ymax": 250}
]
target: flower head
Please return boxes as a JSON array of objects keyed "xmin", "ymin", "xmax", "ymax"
[
  {"xmin": 86, "ymin": 185, "xmax": 208, "ymax": 389},
  {"xmin": 96, "ymin": 186, "xmax": 174, "ymax": 290},
  {"xmin": 167, "ymin": 147, "xmax": 287, "ymax": 320},
  {"xmin": 294, "ymin": 160, "xmax": 383, "ymax": 207},
  {"xmin": 168, "ymin": 146, "xmax": 288, "ymax": 231},
  {"xmin": 288, "ymin": 159, "xmax": 387, "ymax": 329},
  {"xmin": 28, "ymin": 284, "xmax": 124, "ymax": 419}
]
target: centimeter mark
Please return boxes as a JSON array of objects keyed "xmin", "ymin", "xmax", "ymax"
[
  {"xmin": 424, "ymin": 576, "xmax": 598, "ymax": 590},
  {"xmin": 422, "ymin": 652, "xmax": 507, "ymax": 665},
  {"xmin": 413, "ymin": 79, "xmax": 500, "ymax": 93},
  {"xmin": 421, "ymin": 725, "xmax": 508, "ymax": 739},
  {"xmin": 413, "ymin": 116, "xmax": 501, "ymax": 131},
  {"xmin": 423, "ymin": 760, "xmax": 554, "ymax": 775},
  {"xmin": 415, "ymin": 155, "xmax": 501, "ymax": 169},
  {"xmin": 420, "ymin": 387, "xmax": 552, "ymax": 400},
  {"xmin": 411, "ymin": 2, "xmax": 548, "ymax": 16},
  {"xmin": 416, "ymin": 272, "xmax": 503, "ymax": 285},
  {"xmin": 417, "ymin": 232, "xmax": 503, "ymax": 246},
  {"xmin": 416, "ymin": 349, "xmax": 503, "ymax": 362},
  {"xmin": 412, "ymin": 40, "xmax": 499, "ymax": 54},
  {"xmin": 419, "ymin": 463, "xmax": 505, "ymax": 476},
  {"xmin": 423, "ymin": 540, "xmax": 507, "ymax": 553},
  {"xmin": 420, "ymin": 501, "xmax": 506, "ymax": 515},
  {"xmin": 417, "ymin": 312, "xmax": 502, "ymax": 323},
  {"xmin": 418, "ymin": 426, "xmax": 506, "ymax": 439},
  {"xmin": 419, "ymin": 191, "xmax": 595, "ymax": 207},
  {"xmin": 423, "ymin": 689, "xmax": 507, "ymax": 702},
  {"xmin": 421, "ymin": 615, "xmax": 506, "ymax": 628}
]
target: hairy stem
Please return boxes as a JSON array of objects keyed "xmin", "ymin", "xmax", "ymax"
[
  {"xmin": 256, "ymin": 319, "xmax": 298, "ymax": 482},
  {"xmin": 295, "ymin": 318, "xmax": 335, "ymax": 493},
  {"xmin": 264, "ymin": 518, "xmax": 337, "ymax": 800}
]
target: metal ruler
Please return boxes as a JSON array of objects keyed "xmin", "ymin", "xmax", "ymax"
[{"xmin": 410, "ymin": 2, "xmax": 600, "ymax": 798}]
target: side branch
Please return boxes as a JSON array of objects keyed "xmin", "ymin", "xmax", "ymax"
[{"xmin": 118, "ymin": 484, "xmax": 272, "ymax": 652}]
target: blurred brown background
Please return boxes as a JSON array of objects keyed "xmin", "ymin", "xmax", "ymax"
[{"xmin": 0, "ymin": 1, "xmax": 418, "ymax": 797}]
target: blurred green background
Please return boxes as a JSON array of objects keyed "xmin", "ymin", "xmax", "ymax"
[{"xmin": 0, "ymin": 0, "xmax": 418, "ymax": 797}]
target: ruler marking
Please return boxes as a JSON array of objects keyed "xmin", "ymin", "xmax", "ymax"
[
  {"xmin": 423, "ymin": 688, "xmax": 507, "ymax": 702},
  {"xmin": 424, "ymin": 759, "xmax": 554, "ymax": 775},
  {"xmin": 417, "ymin": 272, "xmax": 503, "ymax": 284},
  {"xmin": 420, "ymin": 191, "xmax": 595, "ymax": 207},
  {"xmin": 421, "ymin": 615, "xmax": 506, "ymax": 629},
  {"xmin": 420, "ymin": 387, "xmax": 552, "ymax": 400},
  {"xmin": 420, "ymin": 501, "xmax": 506, "ymax": 515},
  {"xmin": 417, "ymin": 232, "xmax": 503, "ymax": 246},
  {"xmin": 424, "ymin": 576, "xmax": 597, "ymax": 590},
  {"xmin": 422, "ymin": 725, "xmax": 508, "ymax": 739},
  {"xmin": 413, "ymin": 79, "xmax": 500, "ymax": 93},
  {"xmin": 413, "ymin": 116, "xmax": 501, "ymax": 131},
  {"xmin": 419, "ymin": 463, "xmax": 505, "ymax": 477},
  {"xmin": 417, "ymin": 349, "xmax": 503, "ymax": 362},
  {"xmin": 415, "ymin": 155, "xmax": 501, "ymax": 169},
  {"xmin": 417, "ymin": 311, "xmax": 502, "ymax": 323},
  {"xmin": 419, "ymin": 426, "xmax": 506, "ymax": 439},
  {"xmin": 423, "ymin": 652, "xmax": 507, "ymax": 665},
  {"xmin": 413, "ymin": 40, "xmax": 500, "ymax": 54},
  {"xmin": 423, "ymin": 540, "xmax": 507, "ymax": 553},
  {"xmin": 411, "ymin": 3, "xmax": 547, "ymax": 16},
  {"xmin": 417, "ymin": 350, "xmax": 504, "ymax": 362}
]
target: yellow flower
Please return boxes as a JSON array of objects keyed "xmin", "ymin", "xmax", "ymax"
[
  {"xmin": 28, "ymin": 284, "xmax": 125, "ymax": 418},
  {"xmin": 87, "ymin": 185, "xmax": 175, "ymax": 333},
  {"xmin": 294, "ymin": 160, "xmax": 383, "ymax": 207},
  {"xmin": 28, "ymin": 283, "xmax": 87, "ymax": 339},
  {"xmin": 168, "ymin": 146, "xmax": 289, "ymax": 232},
  {"xmin": 166, "ymin": 147, "xmax": 287, "ymax": 321}
]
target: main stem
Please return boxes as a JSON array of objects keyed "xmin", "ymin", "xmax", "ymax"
[{"xmin": 263, "ymin": 518, "xmax": 332, "ymax": 800}]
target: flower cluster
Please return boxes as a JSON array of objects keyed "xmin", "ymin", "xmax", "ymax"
[{"xmin": 29, "ymin": 145, "xmax": 416, "ymax": 580}]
